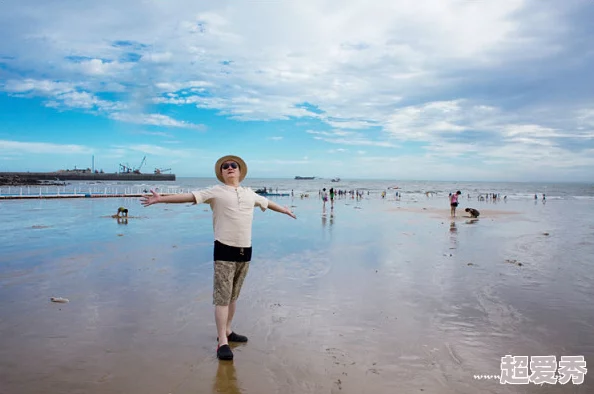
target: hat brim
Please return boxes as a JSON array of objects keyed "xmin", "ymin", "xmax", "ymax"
[{"xmin": 215, "ymin": 155, "xmax": 247, "ymax": 183}]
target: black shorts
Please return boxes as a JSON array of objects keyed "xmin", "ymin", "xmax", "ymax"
[
  {"xmin": 214, "ymin": 240, "xmax": 252, "ymax": 263},
  {"xmin": 451, "ymin": 202, "xmax": 458, "ymax": 207}
]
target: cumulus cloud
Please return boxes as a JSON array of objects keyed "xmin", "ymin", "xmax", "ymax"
[{"xmin": 0, "ymin": 0, "xmax": 593, "ymax": 177}]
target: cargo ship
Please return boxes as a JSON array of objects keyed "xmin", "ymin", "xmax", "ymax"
[{"xmin": 294, "ymin": 176, "xmax": 315, "ymax": 180}]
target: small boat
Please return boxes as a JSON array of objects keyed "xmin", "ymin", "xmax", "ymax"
[
  {"xmin": 331, "ymin": 178, "xmax": 341, "ymax": 182},
  {"xmin": 295, "ymin": 176, "xmax": 315, "ymax": 180},
  {"xmin": 255, "ymin": 188, "xmax": 289, "ymax": 197}
]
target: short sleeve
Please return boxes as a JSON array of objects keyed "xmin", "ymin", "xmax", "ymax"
[
  {"xmin": 191, "ymin": 187, "xmax": 217, "ymax": 205},
  {"xmin": 253, "ymin": 191, "xmax": 269, "ymax": 211}
]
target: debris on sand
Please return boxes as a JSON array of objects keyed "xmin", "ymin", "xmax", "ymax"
[
  {"xmin": 336, "ymin": 379, "xmax": 342, "ymax": 390},
  {"xmin": 50, "ymin": 297, "xmax": 69, "ymax": 303},
  {"xmin": 467, "ymin": 263, "xmax": 474, "ymax": 266},
  {"xmin": 505, "ymin": 259, "xmax": 523, "ymax": 267},
  {"xmin": 543, "ymin": 232, "xmax": 550, "ymax": 236}
]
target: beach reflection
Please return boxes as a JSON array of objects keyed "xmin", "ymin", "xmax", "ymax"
[{"xmin": 213, "ymin": 361, "xmax": 240, "ymax": 394}]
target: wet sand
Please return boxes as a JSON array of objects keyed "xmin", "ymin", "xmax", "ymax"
[{"xmin": 1, "ymin": 196, "xmax": 593, "ymax": 393}]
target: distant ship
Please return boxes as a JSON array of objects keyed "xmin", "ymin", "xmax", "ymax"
[
  {"xmin": 294, "ymin": 176, "xmax": 315, "ymax": 180},
  {"xmin": 331, "ymin": 177, "xmax": 341, "ymax": 182}
]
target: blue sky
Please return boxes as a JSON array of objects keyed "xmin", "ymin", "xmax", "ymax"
[{"xmin": 1, "ymin": 0, "xmax": 593, "ymax": 181}]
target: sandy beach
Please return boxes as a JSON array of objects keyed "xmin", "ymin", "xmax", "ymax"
[{"xmin": 1, "ymin": 193, "xmax": 593, "ymax": 393}]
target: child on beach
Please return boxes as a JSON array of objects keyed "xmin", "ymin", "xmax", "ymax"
[
  {"xmin": 465, "ymin": 207, "xmax": 480, "ymax": 218},
  {"xmin": 141, "ymin": 155, "xmax": 296, "ymax": 361},
  {"xmin": 112, "ymin": 206, "xmax": 128, "ymax": 218},
  {"xmin": 450, "ymin": 191, "xmax": 462, "ymax": 217}
]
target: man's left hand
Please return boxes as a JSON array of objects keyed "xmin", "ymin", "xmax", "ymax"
[{"xmin": 284, "ymin": 207, "xmax": 297, "ymax": 219}]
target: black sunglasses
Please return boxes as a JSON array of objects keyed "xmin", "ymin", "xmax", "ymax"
[{"xmin": 222, "ymin": 162, "xmax": 238, "ymax": 170}]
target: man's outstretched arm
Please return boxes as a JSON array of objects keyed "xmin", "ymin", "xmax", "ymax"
[
  {"xmin": 267, "ymin": 200, "xmax": 296, "ymax": 219},
  {"xmin": 141, "ymin": 190, "xmax": 196, "ymax": 206}
]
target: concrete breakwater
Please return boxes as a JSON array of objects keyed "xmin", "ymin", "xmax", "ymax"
[{"xmin": 0, "ymin": 171, "xmax": 176, "ymax": 184}]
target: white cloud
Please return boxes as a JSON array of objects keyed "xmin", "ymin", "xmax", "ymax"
[
  {"xmin": 109, "ymin": 113, "xmax": 206, "ymax": 130},
  {"xmin": 155, "ymin": 81, "xmax": 212, "ymax": 92},
  {"xmin": 3, "ymin": 79, "xmax": 74, "ymax": 95},
  {"xmin": 308, "ymin": 129, "xmax": 398, "ymax": 148},
  {"xmin": 141, "ymin": 52, "xmax": 173, "ymax": 63},
  {"xmin": 75, "ymin": 59, "xmax": 132, "ymax": 76},
  {"xmin": 0, "ymin": 0, "xmax": 550, "ymax": 127},
  {"xmin": 268, "ymin": 136, "xmax": 283, "ymax": 141},
  {"xmin": 0, "ymin": 140, "xmax": 92, "ymax": 154},
  {"xmin": 134, "ymin": 130, "xmax": 174, "ymax": 138}
]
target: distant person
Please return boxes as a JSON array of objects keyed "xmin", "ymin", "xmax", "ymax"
[
  {"xmin": 112, "ymin": 206, "xmax": 128, "ymax": 218},
  {"xmin": 329, "ymin": 187, "xmax": 335, "ymax": 207},
  {"xmin": 140, "ymin": 155, "xmax": 296, "ymax": 361},
  {"xmin": 465, "ymin": 207, "xmax": 480, "ymax": 218},
  {"xmin": 534, "ymin": 194, "xmax": 538, "ymax": 200},
  {"xmin": 450, "ymin": 191, "xmax": 462, "ymax": 217},
  {"xmin": 322, "ymin": 188, "xmax": 329, "ymax": 208},
  {"xmin": 543, "ymin": 194, "xmax": 546, "ymax": 201}
]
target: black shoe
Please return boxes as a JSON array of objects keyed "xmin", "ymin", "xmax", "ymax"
[
  {"xmin": 227, "ymin": 332, "xmax": 248, "ymax": 343},
  {"xmin": 217, "ymin": 332, "xmax": 249, "ymax": 343},
  {"xmin": 217, "ymin": 344, "xmax": 233, "ymax": 360}
]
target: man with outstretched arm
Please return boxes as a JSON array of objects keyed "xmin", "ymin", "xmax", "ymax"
[{"xmin": 140, "ymin": 155, "xmax": 296, "ymax": 361}]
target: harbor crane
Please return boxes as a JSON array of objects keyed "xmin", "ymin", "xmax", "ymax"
[
  {"xmin": 119, "ymin": 156, "xmax": 147, "ymax": 174},
  {"xmin": 119, "ymin": 163, "xmax": 131, "ymax": 173},
  {"xmin": 133, "ymin": 156, "xmax": 146, "ymax": 174}
]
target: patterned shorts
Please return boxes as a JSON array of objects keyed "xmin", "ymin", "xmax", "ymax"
[{"xmin": 213, "ymin": 260, "xmax": 250, "ymax": 306}]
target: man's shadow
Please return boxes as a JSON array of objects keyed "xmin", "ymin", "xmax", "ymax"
[{"xmin": 213, "ymin": 360, "xmax": 241, "ymax": 394}]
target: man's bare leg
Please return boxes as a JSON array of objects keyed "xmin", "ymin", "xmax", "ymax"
[
  {"xmin": 215, "ymin": 305, "xmax": 229, "ymax": 346},
  {"xmin": 226, "ymin": 300, "xmax": 237, "ymax": 336}
]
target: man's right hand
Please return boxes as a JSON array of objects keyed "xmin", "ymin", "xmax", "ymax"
[{"xmin": 141, "ymin": 190, "xmax": 161, "ymax": 207}]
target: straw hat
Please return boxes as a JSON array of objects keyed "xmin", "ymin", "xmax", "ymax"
[{"xmin": 215, "ymin": 155, "xmax": 248, "ymax": 183}]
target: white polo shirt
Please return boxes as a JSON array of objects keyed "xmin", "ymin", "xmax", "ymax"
[{"xmin": 192, "ymin": 185, "xmax": 269, "ymax": 248}]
